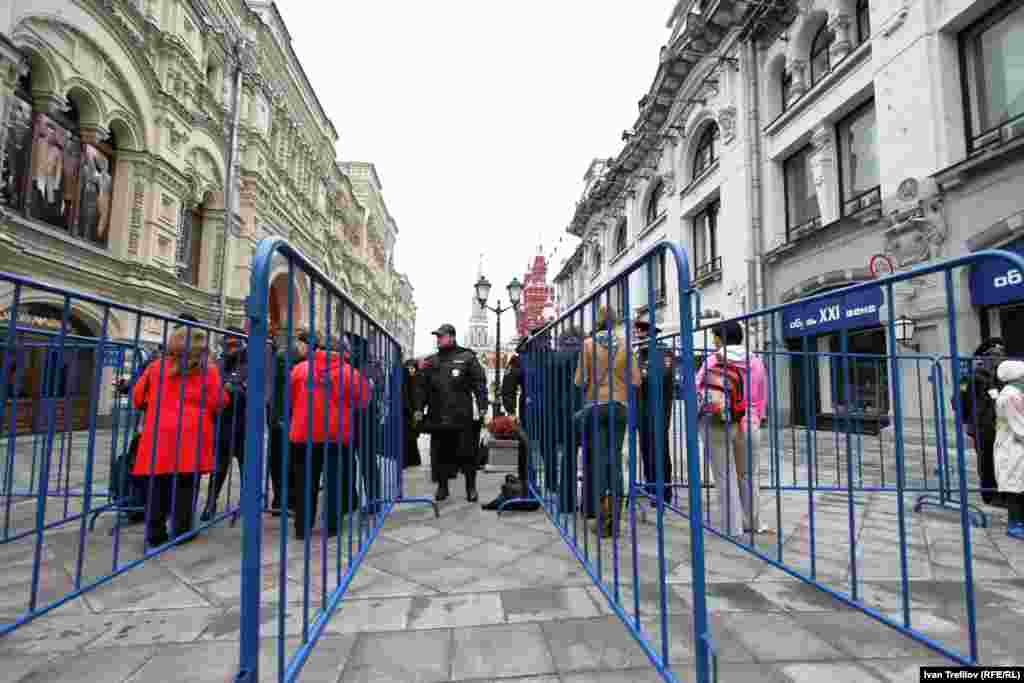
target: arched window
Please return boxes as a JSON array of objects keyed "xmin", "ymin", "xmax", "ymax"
[
  {"xmin": 692, "ymin": 123, "xmax": 719, "ymax": 178},
  {"xmin": 645, "ymin": 179, "xmax": 665, "ymax": 225},
  {"xmin": 614, "ymin": 218, "xmax": 628, "ymax": 255},
  {"xmin": 176, "ymin": 200, "xmax": 204, "ymax": 287},
  {"xmin": 3, "ymin": 68, "xmax": 113, "ymax": 249},
  {"xmin": 810, "ymin": 23, "xmax": 834, "ymax": 86},
  {"xmin": 856, "ymin": 0, "xmax": 871, "ymax": 44}
]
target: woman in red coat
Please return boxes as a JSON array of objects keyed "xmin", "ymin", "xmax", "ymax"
[
  {"xmin": 132, "ymin": 324, "xmax": 228, "ymax": 547},
  {"xmin": 288, "ymin": 330, "xmax": 371, "ymax": 540}
]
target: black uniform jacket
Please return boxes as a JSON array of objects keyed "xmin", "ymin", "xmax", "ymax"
[{"xmin": 417, "ymin": 345, "xmax": 487, "ymax": 432}]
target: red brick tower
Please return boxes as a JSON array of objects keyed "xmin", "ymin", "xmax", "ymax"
[{"xmin": 516, "ymin": 245, "xmax": 555, "ymax": 338}]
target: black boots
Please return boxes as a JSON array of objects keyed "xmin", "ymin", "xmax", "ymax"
[{"xmin": 436, "ymin": 471, "xmax": 477, "ymax": 503}]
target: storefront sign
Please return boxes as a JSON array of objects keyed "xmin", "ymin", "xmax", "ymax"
[
  {"xmin": 783, "ymin": 287, "xmax": 884, "ymax": 338},
  {"xmin": 969, "ymin": 240, "xmax": 1024, "ymax": 307}
]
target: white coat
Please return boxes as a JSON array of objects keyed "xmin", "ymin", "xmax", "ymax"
[{"xmin": 993, "ymin": 361, "xmax": 1024, "ymax": 494}]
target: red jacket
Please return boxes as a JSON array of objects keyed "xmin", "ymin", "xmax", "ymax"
[
  {"xmin": 289, "ymin": 350, "xmax": 371, "ymax": 445},
  {"xmin": 131, "ymin": 360, "xmax": 229, "ymax": 476}
]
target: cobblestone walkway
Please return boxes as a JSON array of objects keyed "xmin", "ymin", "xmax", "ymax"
[{"xmin": 1, "ymin": 434, "xmax": 1022, "ymax": 681}]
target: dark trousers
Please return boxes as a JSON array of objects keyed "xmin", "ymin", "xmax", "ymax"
[
  {"xmin": 291, "ymin": 442, "xmax": 359, "ymax": 537},
  {"xmin": 357, "ymin": 423, "xmax": 380, "ymax": 508},
  {"xmin": 404, "ymin": 425, "xmax": 422, "ymax": 468},
  {"xmin": 430, "ymin": 427, "xmax": 476, "ymax": 481},
  {"xmin": 267, "ymin": 422, "xmax": 291, "ymax": 508},
  {"xmin": 976, "ymin": 430, "xmax": 998, "ymax": 504},
  {"xmin": 208, "ymin": 428, "xmax": 245, "ymax": 509},
  {"xmin": 579, "ymin": 404, "xmax": 628, "ymax": 517},
  {"xmin": 1007, "ymin": 492, "xmax": 1024, "ymax": 525},
  {"xmin": 146, "ymin": 473, "xmax": 198, "ymax": 540},
  {"xmin": 639, "ymin": 419, "xmax": 672, "ymax": 502}
]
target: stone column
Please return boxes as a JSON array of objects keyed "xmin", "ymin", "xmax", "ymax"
[
  {"xmin": 0, "ymin": 36, "xmax": 25, "ymax": 209},
  {"xmin": 810, "ymin": 124, "xmax": 839, "ymax": 224},
  {"xmin": 828, "ymin": 14, "xmax": 854, "ymax": 64}
]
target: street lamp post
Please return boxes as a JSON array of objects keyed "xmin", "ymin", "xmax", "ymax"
[{"xmin": 475, "ymin": 274, "xmax": 522, "ymax": 419}]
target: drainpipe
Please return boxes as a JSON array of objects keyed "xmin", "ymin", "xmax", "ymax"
[
  {"xmin": 743, "ymin": 37, "xmax": 767, "ymax": 349},
  {"xmin": 217, "ymin": 41, "xmax": 245, "ymax": 329}
]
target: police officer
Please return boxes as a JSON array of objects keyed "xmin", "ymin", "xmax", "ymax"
[
  {"xmin": 415, "ymin": 324, "xmax": 488, "ymax": 502},
  {"xmin": 635, "ymin": 318, "xmax": 675, "ymax": 504}
]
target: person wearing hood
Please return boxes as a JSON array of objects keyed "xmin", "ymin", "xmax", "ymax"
[
  {"xmin": 402, "ymin": 360, "xmax": 423, "ymax": 468},
  {"xmin": 695, "ymin": 319, "xmax": 769, "ymax": 537},
  {"xmin": 288, "ymin": 329, "xmax": 371, "ymax": 540},
  {"xmin": 345, "ymin": 330, "xmax": 384, "ymax": 513},
  {"xmin": 959, "ymin": 338, "xmax": 1006, "ymax": 506},
  {"xmin": 202, "ymin": 326, "xmax": 248, "ymax": 521},
  {"xmin": 415, "ymin": 324, "xmax": 488, "ymax": 502},
  {"xmin": 635, "ymin": 318, "xmax": 675, "ymax": 505},
  {"xmin": 993, "ymin": 359, "xmax": 1024, "ymax": 539}
]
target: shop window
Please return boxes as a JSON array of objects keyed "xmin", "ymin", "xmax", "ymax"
[
  {"xmin": 856, "ymin": 0, "xmax": 871, "ymax": 45},
  {"xmin": 837, "ymin": 100, "xmax": 881, "ymax": 215},
  {"xmin": 961, "ymin": 0, "xmax": 1024, "ymax": 150},
  {"xmin": 827, "ymin": 328, "xmax": 890, "ymax": 417},
  {"xmin": 645, "ymin": 178, "xmax": 666, "ymax": 226},
  {"xmin": 810, "ymin": 24, "xmax": 834, "ymax": 86},
  {"xmin": 693, "ymin": 200, "xmax": 720, "ymax": 280},
  {"xmin": 783, "ymin": 145, "xmax": 820, "ymax": 238},
  {"xmin": 692, "ymin": 123, "xmax": 719, "ymax": 178},
  {"xmin": 0, "ymin": 66, "xmax": 114, "ymax": 249}
]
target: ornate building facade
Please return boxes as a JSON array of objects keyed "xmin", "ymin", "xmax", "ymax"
[
  {"xmin": 553, "ymin": 0, "xmax": 1024, "ymax": 431},
  {"xmin": 0, "ymin": 0, "xmax": 416, "ymax": 430}
]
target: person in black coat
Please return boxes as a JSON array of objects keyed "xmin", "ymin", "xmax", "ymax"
[
  {"xmin": 415, "ymin": 324, "xmax": 488, "ymax": 502},
  {"xmin": 959, "ymin": 338, "xmax": 1006, "ymax": 507},
  {"xmin": 203, "ymin": 326, "xmax": 248, "ymax": 521},
  {"xmin": 635, "ymin": 319, "xmax": 676, "ymax": 504},
  {"xmin": 403, "ymin": 360, "xmax": 423, "ymax": 468}
]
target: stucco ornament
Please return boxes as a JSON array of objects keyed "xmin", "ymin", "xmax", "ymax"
[
  {"xmin": 883, "ymin": 212, "xmax": 947, "ymax": 268},
  {"xmin": 717, "ymin": 106, "xmax": 737, "ymax": 144}
]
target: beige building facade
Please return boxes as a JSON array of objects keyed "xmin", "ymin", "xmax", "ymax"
[
  {"xmin": 555, "ymin": 0, "xmax": 1024, "ymax": 432},
  {"xmin": 0, "ymin": 0, "xmax": 415, "ymax": 431}
]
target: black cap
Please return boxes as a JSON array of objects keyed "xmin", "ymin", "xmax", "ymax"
[
  {"xmin": 634, "ymin": 319, "xmax": 662, "ymax": 334},
  {"xmin": 432, "ymin": 323, "xmax": 456, "ymax": 337}
]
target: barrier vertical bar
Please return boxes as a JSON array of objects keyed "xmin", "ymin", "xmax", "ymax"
[
  {"xmin": 884, "ymin": 282, "xmax": 912, "ymax": 628},
  {"xmin": 236, "ymin": 248, "xmax": 272, "ymax": 683},
  {"xmin": 943, "ymin": 269, "xmax": 979, "ymax": 663}
]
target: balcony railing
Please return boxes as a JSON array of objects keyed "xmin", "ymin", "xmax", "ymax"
[
  {"xmin": 842, "ymin": 185, "xmax": 881, "ymax": 218},
  {"xmin": 970, "ymin": 111, "xmax": 1024, "ymax": 154},
  {"xmin": 694, "ymin": 256, "xmax": 722, "ymax": 281}
]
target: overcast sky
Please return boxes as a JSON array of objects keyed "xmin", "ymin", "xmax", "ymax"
[{"xmin": 278, "ymin": 2, "xmax": 675, "ymax": 356}]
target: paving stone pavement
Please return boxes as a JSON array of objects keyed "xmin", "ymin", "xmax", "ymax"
[{"xmin": 2, "ymin": 433, "xmax": 1023, "ymax": 682}]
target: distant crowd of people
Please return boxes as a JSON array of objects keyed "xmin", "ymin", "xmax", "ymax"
[{"xmin": 111, "ymin": 309, "xmax": 1024, "ymax": 550}]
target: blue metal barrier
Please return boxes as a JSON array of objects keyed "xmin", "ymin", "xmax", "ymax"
[
  {"xmin": 518, "ymin": 240, "xmax": 711, "ymax": 683},
  {"xmin": 519, "ymin": 246, "xmax": 1024, "ymax": 679},
  {"xmin": 235, "ymin": 237, "xmax": 436, "ymax": 683},
  {"xmin": 0, "ymin": 271, "xmax": 247, "ymax": 637}
]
